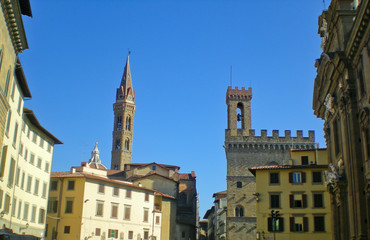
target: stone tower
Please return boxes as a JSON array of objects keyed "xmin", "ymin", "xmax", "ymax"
[
  {"xmin": 225, "ymin": 86, "xmax": 315, "ymax": 240},
  {"xmin": 111, "ymin": 55, "xmax": 136, "ymax": 170}
]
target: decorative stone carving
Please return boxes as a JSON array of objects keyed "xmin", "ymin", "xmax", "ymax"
[
  {"xmin": 324, "ymin": 93, "xmax": 335, "ymax": 120},
  {"xmin": 324, "ymin": 163, "xmax": 340, "ymax": 187},
  {"xmin": 320, "ymin": 18, "xmax": 329, "ymax": 51},
  {"xmin": 359, "ymin": 108, "xmax": 369, "ymax": 131}
]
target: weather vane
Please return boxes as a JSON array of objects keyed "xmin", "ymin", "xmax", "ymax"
[{"xmin": 128, "ymin": 49, "xmax": 131, "ymax": 56}]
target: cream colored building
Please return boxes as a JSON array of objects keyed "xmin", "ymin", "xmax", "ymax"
[
  {"xmin": 0, "ymin": 59, "xmax": 62, "ymax": 238},
  {"xmin": 46, "ymin": 143, "xmax": 163, "ymax": 240},
  {"xmin": 250, "ymin": 148, "xmax": 332, "ymax": 240}
]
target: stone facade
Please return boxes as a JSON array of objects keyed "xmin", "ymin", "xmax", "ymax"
[
  {"xmin": 225, "ymin": 86, "xmax": 315, "ymax": 240},
  {"xmin": 312, "ymin": 0, "xmax": 370, "ymax": 239}
]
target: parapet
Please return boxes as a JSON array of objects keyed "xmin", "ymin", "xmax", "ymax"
[
  {"xmin": 226, "ymin": 86, "xmax": 252, "ymax": 104},
  {"xmin": 246, "ymin": 129, "xmax": 315, "ymax": 142}
]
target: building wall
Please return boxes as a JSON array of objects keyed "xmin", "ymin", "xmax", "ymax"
[
  {"xmin": 133, "ymin": 175, "xmax": 178, "ymax": 198},
  {"xmin": 0, "ymin": 72, "xmax": 56, "ymax": 238},
  {"xmin": 255, "ymin": 166, "xmax": 332, "ymax": 240}
]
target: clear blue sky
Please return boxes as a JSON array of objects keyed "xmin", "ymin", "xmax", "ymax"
[{"xmin": 20, "ymin": 1, "xmax": 327, "ymax": 218}]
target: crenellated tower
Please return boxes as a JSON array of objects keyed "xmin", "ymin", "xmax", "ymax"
[{"xmin": 111, "ymin": 55, "xmax": 136, "ymax": 170}]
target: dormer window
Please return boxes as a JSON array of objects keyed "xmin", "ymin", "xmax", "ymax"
[{"xmin": 152, "ymin": 166, "xmax": 156, "ymax": 171}]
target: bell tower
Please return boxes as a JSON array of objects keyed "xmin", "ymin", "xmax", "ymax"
[
  {"xmin": 226, "ymin": 86, "xmax": 252, "ymax": 136},
  {"xmin": 111, "ymin": 55, "xmax": 136, "ymax": 170}
]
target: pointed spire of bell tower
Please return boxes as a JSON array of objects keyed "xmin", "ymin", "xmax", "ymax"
[
  {"xmin": 117, "ymin": 55, "xmax": 135, "ymax": 103},
  {"xmin": 111, "ymin": 54, "xmax": 137, "ymax": 170}
]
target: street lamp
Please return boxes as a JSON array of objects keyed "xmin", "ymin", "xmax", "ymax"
[{"xmin": 270, "ymin": 210, "xmax": 280, "ymax": 240}]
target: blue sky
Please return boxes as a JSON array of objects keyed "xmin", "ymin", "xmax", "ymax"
[{"xmin": 20, "ymin": 1, "xmax": 327, "ymax": 218}]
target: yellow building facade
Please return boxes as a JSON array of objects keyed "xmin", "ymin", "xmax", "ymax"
[{"xmin": 250, "ymin": 149, "xmax": 332, "ymax": 240}]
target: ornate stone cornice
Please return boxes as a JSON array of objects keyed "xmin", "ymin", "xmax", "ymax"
[{"xmin": 1, "ymin": 0, "xmax": 29, "ymax": 53}]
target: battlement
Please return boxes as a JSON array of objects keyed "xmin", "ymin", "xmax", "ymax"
[
  {"xmin": 226, "ymin": 86, "xmax": 252, "ymax": 104},
  {"xmin": 225, "ymin": 129, "xmax": 315, "ymax": 143}
]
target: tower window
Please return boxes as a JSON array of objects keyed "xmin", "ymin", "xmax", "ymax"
[
  {"xmin": 236, "ymin": 181, "xmax": 242, "ymax": 188},
  {"xmin": 235, "ymin": 205, "xmax": 244, "ymax": 217},
  {"xmin": 236, "ymin": 102, "xmax": 244, "ymax": 129},
  {"xmin": 125, "ymin": 117, "xmax": 131, "ymax": 131},
  {"xmin": 115, "ymin": 139, "xmax": 121, "ymax": 150},
  {"xmin": 117, "ymin": 116, "xmax": 122, "ymax": 131},
  {"xmin": 124, "ymin": 139, "xmax": 129, "ymax": 150}
]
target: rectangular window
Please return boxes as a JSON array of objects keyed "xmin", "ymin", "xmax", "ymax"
[
  {"xmin": 293, "ymin": 172, "xmax": 301, "ymax": 183},
  {"xmin": 98, "ymin": 183, "xmax": 105, "ymax": 193},
  {"xmin": 15, "ymin": 167, "xmax": 20, "ymax": 186},
  {"xmin": 96, "ymin": 201, "xmax": 104, "ymax": 217},
  {"xmin": 44, "ymin": 162, "xmax": 50, "ymax": 173},
  {"xmin": 39, "ymin": 138, "xmax": 44, "ymax": 148},
  {"xmin": 128, "ymin": 231, "xmax": 133, "ymax": 240},
  {"xmin": 50, "ymin": 180, "xmax": 58, "ymax": 191},
  {"xmin": 290, "ymin": 194, "xmax": 307, "ymax": 208},
  {"xmin": 312, "ymin": 171, "xmax": 322, "ymax": 183},
  {"xmin": 38, "ymin": 208, "xmax": 45, "ymax": 224},
  {"xmin": 17, "ymin": 96, "xmax": 22, "ymax": 114},
  {"xmin": 124, "ymin": 205, "xmax": 131, "ymax": 220},
  {"xmin": 144, "ymin": 231, "xmax": 149, "ymax": 240},
  {"xmin": 67, "ymin": 180, "xmax": 75, "ymax": 190},
  {"xmin": 24, "ymin": 148, "xmax": 28, "ymax": 161},
  {"xmin": 29, "ymin": 153, "xmax": 35, "ymax": 165},
  {"xmin": 23, "ymin": 202, "xmax": 29, "ymax": 220},
  {"xmin": 34, "ymin": 179, "xmax": 40, "ymax": 196},
  {"xmin": 64, "ymin": 226, "xmax": 70, "ymax": 234},
  {"xmin": 7, "ymin": 158, "xmax": 15, "ymax": 187},
  {"xmin": 0, "ymin": 145, "xmax": 7, "ymax": 177},
  {"xmin": 268, "ymin": 217, "xmax": 284, "ymax": 232},
  {"xmin": 314, "ymin": 216, "xmax": 325, "ymax": 232},
  {"xmin": 290, "ymin": 217, "xmax": 308, "ymax": 232},
  {"xmin": 26, "ymin": 175, "xmax": 32, "ymax": 192},
  {"xmin": 20, "ymin": 171, "xmax": 25, "ymax": 189},
  {"xmin": 37, "ymin": 157, "xmax": 42, "ymax": 168},
  {"xmin": 270, "ymin": 194, "xmax": 280, "ymax": 208},
  {"xmin": 313, "ymin": 193, "xmax": 324, "ymax": 208},
  {"xmin": 27, "ymin": 128, "xmax": 30, "ymax": 138},
  {"xmin": 11, "ymin": 197, "xmax": 16, "ymax": 217},
  {"xmin": 17, "ymin": 200, "xmax": 22, "ymax": 219},
  {"xmin": 47, "ymin": 198, "xmax": 58, "ymax": 214},
  {"xmin": 95, "ymin": 228, "xmax": 101, "ymax": 236},
  {"xmin": 270, "ymin": 172, "xmax": 279, "ymax": 184},
  {"xmin": 3, "ymin": 68, "xmax": 11, "ymax": 96},
  {"xmin": 4, "ymin": 194, "xmax": 10, "ymax": 214},
  {"xmin": 109, "ymin": 229, "xmax": 118, "ymax": 238},
  {"xmin": 301, "ymin": 156, "xmax": 309, "ymax": 165},
  {"xmin": 0, "ymin": 190, "xmax": 3, "ymax": 209},
  {"xmin": 5, "ymin": 111, "xmax": 11, "ymax": 137},
  {"xmin": 111, "ymin": 204, "xmax": 118, "ymax": 218},
  {"xmin": 47, "ymin": 143, "xmax": 51, "ymax": 153},
  {"xmin": 31, "ymin": 205, "xmax": 36, "ymax": 222},
  {"xmin": 143, "ymin": 208, "xmax": 149, "ymax": 222},
  {"xmin": 10, "ymin": 81, "xmax": 15, "ymax": 101},
  {"xmin": 12, "ymin": 122, "xmax": 18, "ymax": 147},
  {"xmin": 126, "ymin": 189, "xmax": 132, "ymax": 198},
  {"xmin": 65, "ymin": 198, "xmax": 73, "ymax": 214},
  {"xmin": 42, "ymin": 182, "xmax": 47, "ymax": 198},
  {"xmin": 113, "ymin": 186, "xmax": 119, "ymax": 196},
  {"xmin": 32, "ymin": 131, "xmax": 37, "ymax": 143},
  {"xmin": 19, "ymin": 143, "xmax": 23, "ymax": 156},
  {"xmin": 156, "ymin": 216, "xmax": 160, "ymax": 224},
  {"xmin": 145, "ymin": 193, "xmax": 149, "ymax": 202}
]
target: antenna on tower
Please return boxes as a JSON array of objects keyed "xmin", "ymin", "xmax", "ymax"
[
  {"xmin": 230, "ymin": 65, "xmax": 232, "ymax": 87},
  {"xmin": 323, "ymin": 0, "xmax": 326, "ymax": 9},
  {"xmin": 128, "ymin": 49, "xmax": 131, "ymax": 56}
]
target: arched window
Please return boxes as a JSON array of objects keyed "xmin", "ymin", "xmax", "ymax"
[
  {"xmin": 115, "ymin": 139, "xmax": 121, "ymax": 150},
  {"xmin": 235, "ymin": 205, "xmax": 244, "ymax": 217},
  {"xmin": 236, "ymin": 102, "xmax": 244, "ymax": 129},
  {"xmin": 125, "ymin": 117, "xmax": 131, "ymax": 131},
  {"xmin": 117, "ymin": 116, "xmax": 122, "ymax": 130},
  {"xmin": 124, "ymin": 139, "xmax": 129, "ymax": 150}
]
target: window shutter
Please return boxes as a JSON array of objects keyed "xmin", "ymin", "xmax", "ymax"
[
  {"xmin": 290, "ymin": 217, "xmax": 294, "ymax": 232},
  {"xmin": 302, "ymin": 172, "xmax": 306, "ymax": 183},
  {"xmin": 302, "ymin": 194, "xmax": 307, "ymax": 208},
  {"xmin": 268, "ymin": 218, "xmax": 273, "ymax": 232},
  {"xmin": 303, "ymin": 217, "xmax": 308, "ymax": 232},
  {"xmin": 289, "ymin": 195, "xmax": 294, "ymax": 208},
  {"xmin": 278, "ymin": 217, "xmax": 284, "ymax": 232},
  {"xmin": 289, "ymin": 172, "xmax": 293, "ymax": 183}
]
